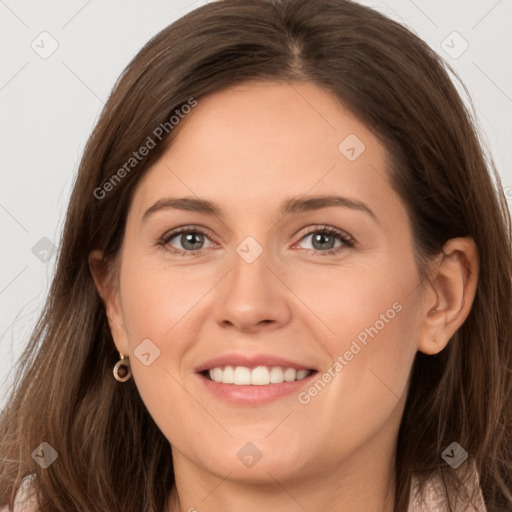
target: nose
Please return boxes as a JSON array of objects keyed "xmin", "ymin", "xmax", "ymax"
[{"xmin": 213, "ymin": 247, "xmax": 292, "ymax": 333}]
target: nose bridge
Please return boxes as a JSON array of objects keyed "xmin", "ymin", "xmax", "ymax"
[
  {"xmin": 232, "ymin": 238, "xmax": 271, "ymax": 293},
  {"xmin": 213, "ymin": 235, "xmax": 291, "ymax": 330},
  {"xmin": 229, "ymin": 238, "xmax": 275, "ymax": 306}
]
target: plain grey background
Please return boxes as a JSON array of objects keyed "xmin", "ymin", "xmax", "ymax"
[{"xmin": 1, "ymin": 0, "xmax": 511, "ymax": 408}]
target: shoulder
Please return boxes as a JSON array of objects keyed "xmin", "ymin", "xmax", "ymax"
[
  {"xmin": 0, "ymin": 474, "xmax": 39, "ymax": 512},
  {"xmin": 409, "ymin": 461, "xmax": 487, "ymax": 511}
]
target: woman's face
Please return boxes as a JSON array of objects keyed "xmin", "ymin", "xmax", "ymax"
[{"xmin": 107, "ymin": 81, "xmax": 425, "ymax": 485}]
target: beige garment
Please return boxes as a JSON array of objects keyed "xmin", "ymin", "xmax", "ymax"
[
  {"xmin": 2, "ymin": 467, "xmax": 488, "ymax": 511},
  {"xmin": 408, "ymin": 465, "xmax": 487, "ymax": 511},
  {"xmin": 0, "ymin": 475, "xmax": 38, "ymax": 512}
]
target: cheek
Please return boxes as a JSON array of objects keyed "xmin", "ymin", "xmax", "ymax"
[
  {"xmin": 291, "ymin": 254, "xmax": 417, "ymax": 351},
  {"xmin": 291, "ymin": 294, "xmax": 418, "ymax": 470},
  {"xmin": 292, "ymin": 254, "xmax": 419, "ymax": 419},
  {"xmin": 115, "ymin": 258, "xmax": 217, "ymax": 424},
  {"xmin": 118, "ymin": 257, "xmax": 210, "ymax": 341}
]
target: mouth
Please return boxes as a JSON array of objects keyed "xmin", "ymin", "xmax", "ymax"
[{"xmin": 196, "ymin": 362, "xmax": 318, "ymax": 405}]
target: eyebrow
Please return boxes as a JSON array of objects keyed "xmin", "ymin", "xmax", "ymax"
[{"xmin": 142, "ymin": 194, "xmax": 377, "ymax": 223}]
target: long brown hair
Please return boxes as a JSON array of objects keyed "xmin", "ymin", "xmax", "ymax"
[{"xmin": 1, "ymin": 1, "xmax": 511, "ymax": 510}]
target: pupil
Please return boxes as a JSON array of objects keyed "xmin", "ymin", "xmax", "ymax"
[
  {"xmin": 313, "ymin": 233, "xmax": 334, "ymax": 250},
  {"xmin": 183, "ymin": 232, "xmax": 203, "ymax": 250}
]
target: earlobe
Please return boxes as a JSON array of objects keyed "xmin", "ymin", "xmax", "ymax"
[{"xmin": 417, "ymin": 237, "xmax": 479, "ymax": 355}]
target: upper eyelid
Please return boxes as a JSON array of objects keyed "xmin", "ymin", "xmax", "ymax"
[{"xmin": 161, "ymin": 225, "xmax": 216, "ymax": 242}]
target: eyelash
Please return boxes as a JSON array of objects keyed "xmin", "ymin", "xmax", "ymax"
[{"xmin": 157, "ymin": 224, "xmax": 355, "ymax": 257}]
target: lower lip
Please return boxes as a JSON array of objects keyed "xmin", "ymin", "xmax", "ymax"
[{"xmin": 197, "ymin": 372, "xmax": 317, "ymax": 405}]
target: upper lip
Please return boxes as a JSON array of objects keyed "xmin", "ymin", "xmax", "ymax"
[{"xmin": 195, "ymin": 353, "xmax": 317, "ymax": 373}]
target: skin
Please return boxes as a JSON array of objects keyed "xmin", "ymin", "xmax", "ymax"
[{"xmin": 90, "ymin": 80, "xmax": 478, "ymax": 512}]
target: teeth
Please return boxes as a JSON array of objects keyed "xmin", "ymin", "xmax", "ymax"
[
  {"xmin": 207, "ymin": 365, "xmax": 312, "ymax": 385},
  {"xmin": 222, "ymin": 365, "xmax": 234, "ymax": 383},
  {"xmin": 251, "ymin": 366, "xmax": 270, "ymax": 385},
  {"xmin": 283, "ymin": 368, "xmax": 296, "ymax": 382},
  {"xmin": 212, "ymin": 367, "xmax": 223, "ymax": 382},
  {"xmin": 269, "ymin": 366, "xmax": 284, "ymax": 384},
  {"xmin": 296, "ymin": 369, "xmax": 309, "ymax": 380},
  {"xmin": 234, "ymin": 366, "xmax": 251, "ymax": 385}
]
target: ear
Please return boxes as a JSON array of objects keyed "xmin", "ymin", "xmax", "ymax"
[
  {"xmin": 88, "ymin": 249, "xmax": 130, "ymax": 355},
  {"xmin": 417, "ymin": 237, "xmax": 479, "ymax": 355}
]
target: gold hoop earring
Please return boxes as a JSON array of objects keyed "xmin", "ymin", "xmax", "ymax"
[{"xmin": 113, "ymin": 352, "xmax": 132, "ymax": 382}]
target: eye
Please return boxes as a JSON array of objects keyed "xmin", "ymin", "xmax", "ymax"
[
  {"xmin": 158, "ymin": 226, "xmax": 215, "ymax": 255},
  {"xmin": 157, "ymin": 224, "xmax": 354, "ymax": 257},
  {"xmin": 294, "ymin": 225, "xmax": 354, "ymax": 255}
]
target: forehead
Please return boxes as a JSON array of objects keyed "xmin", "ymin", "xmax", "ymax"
[{"xmin": 131, "ymin": 80, "xmax": 397, "ymax": 222}]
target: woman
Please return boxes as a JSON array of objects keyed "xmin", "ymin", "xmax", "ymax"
[{"xmin": 1, "ymin": 0, "xmax": 511, "ymax": 510}]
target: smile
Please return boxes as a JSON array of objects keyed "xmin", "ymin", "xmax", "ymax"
[{"xmin": 205, "ymin": 365, "xmax": 313, "ymax": 385}]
